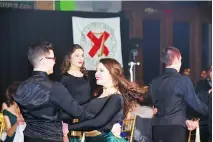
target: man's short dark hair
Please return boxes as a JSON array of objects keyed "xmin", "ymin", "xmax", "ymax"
[
  {"xmin": 161, "ymin": 47, "xmax": 181, "ymax": 66},
  {"xmin": 28, "ymin": 41, "xmax": 53, "ymax": 66}
]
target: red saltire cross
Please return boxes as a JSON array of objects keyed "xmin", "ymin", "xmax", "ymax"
[{"xmin": 87, "ymin": 31, "xmax": 110, "ymax": 57}]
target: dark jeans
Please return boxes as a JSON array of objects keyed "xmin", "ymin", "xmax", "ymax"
[
  {"xmin": 24, "ymin": 135, "xmax": 63, "ymax": 142},
  {"xmin": 152, "ymin": 125, "xmax": 187, "ymax": 142}
]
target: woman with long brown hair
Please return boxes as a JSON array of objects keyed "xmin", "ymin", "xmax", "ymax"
[
  {"xmin": 68, "ymin": 58, "xmax": 146, "ymax": 142},
  {"xmin": 60, "ymin": 44, "xmax": 92, "ymax": 142},
  {"xmin": 60, "ymin": 44, "xmax": 91, "ymax": 105}
]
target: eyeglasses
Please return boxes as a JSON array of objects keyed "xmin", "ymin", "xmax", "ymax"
[
  {"xmin": 40, "ymin": 57, "xmax": 56, "ymax": 61},
  {"xmin": 45, "ymin": 57, "xmax": 56, "ymax": 60}
]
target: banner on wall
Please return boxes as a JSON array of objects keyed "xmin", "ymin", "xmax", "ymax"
[{"xmin": 72, "ymin": 16, "xmax": 122, "ymax": 70}]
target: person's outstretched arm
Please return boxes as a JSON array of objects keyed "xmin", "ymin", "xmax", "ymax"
[{"xmin": 69, "ymin": 95, "xmax": 122, "ymax": 131}]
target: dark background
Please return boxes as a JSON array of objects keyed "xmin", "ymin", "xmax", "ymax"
[{"xmin": 0, "ymin": 8, "xmax": 130, "ymax": 105}]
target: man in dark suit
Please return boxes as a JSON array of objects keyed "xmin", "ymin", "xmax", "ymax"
[{"xmin": 149, "ymin": 47, "xmax": 208, "ymax": 142}]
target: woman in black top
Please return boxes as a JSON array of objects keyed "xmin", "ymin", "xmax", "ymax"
[
  {"xmin": 60, "ymin": 44, "xmax": 91, "ymax": 142},
  {"xmin": 60, "ymin": 44, "xmax": 91, "ymax": 105},
  {"xmin": 60, "ymin": 45, "xmax": 131, "ymax": 142},
  {"xmin": 69, "ymin": 58, "xmax": 146, "ymax": 142}
]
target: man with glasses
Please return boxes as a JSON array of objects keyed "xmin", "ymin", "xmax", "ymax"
[{"xmin": 13, "ymin": 41, "xmax": 92, "ymax": 142}]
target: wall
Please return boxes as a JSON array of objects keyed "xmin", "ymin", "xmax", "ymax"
[
  {"xmin": 123, "ymin": 1, "xmax": 211, "ymax": 84},
  {"xmin": 1, "ymin": 1, "xmax": 210, "ymax": 84}
]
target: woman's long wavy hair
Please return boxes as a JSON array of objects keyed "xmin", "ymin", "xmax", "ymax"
[
  {"xmin": 5, "ymin": 81, "xmax": 20, "ymax": 107},
  {"xmin": 93, "ymin": 58, "xmax": 147, "ymax": 118},
  {"xmin": 60, "ymin": 44, "xmax": 87, "ymax": 77}
]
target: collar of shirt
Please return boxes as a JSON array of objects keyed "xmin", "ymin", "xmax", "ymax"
[
  {"xmin": 164, "ymin": 68, "xmax": 178, "ymax": 74},
  {"xmin": 32, "ymin": 71, "xmax": 49, "ymax": 79}
]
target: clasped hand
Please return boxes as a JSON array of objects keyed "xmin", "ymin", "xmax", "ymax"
[{"xmin": 185, "ymin": 119, "xmax": 199, "ymax": 131}]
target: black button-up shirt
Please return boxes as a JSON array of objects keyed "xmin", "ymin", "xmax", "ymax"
[
  {"xmin": 150, "ymin": 68, "xmax": 208, "ymax": 127},
  {"xmin": 14, "ymin": 71, "xmax": 92, "ymax": 141}
]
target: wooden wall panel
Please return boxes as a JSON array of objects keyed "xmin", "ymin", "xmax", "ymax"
[{"xmin": 190, "ymin": 15, "xmax": 202, "ymax": 83}]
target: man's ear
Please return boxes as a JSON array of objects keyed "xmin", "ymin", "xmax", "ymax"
[{"xmin": 173, "ymin": 57, "xmax": 178, "ymax": 65}]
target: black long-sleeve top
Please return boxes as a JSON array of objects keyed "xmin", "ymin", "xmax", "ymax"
[
  {"xmin": 192, "ymin": 79, "xmax": 212, "ymax": 125},
  {"xmin": 69, "ymin": 94, "xmax": 124, "ymax": 132},
  {"xmin": 60, "ymin": 73, "xmax": 91, "ymax": 105},
  {"xmin": 150, "ymin": 68, "xmax": 208, "ymax": 127},
  {"xmin": 13, "ymin": 71, "xmax": 93, "ymax": 141},
  {"xmin": 196, "ymin": 79, "xmax": 212, "ymax": 93}
]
